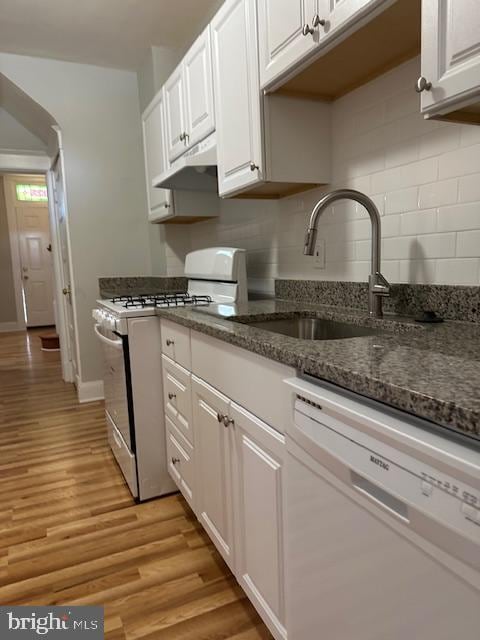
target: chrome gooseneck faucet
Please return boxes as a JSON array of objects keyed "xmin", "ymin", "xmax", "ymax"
[{"xmin": 304, "ymin": 189, "xmax": 390, "ymax": 317}]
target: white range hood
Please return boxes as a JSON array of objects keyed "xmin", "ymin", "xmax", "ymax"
[{"xmin": 153, "ymin": 133, "xmax": 218, "ymax": 192}]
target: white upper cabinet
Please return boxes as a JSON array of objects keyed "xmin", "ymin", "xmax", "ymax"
[
  {"xmin": 321, "ymin": 0, "xmax": 373, "ymax": 32},
  {"xmin": 165, "ymin": 25, "xmax": 215, "ymax": 163},
  {"xmin": 419, "ymin": 0, "xmax": 480, "ymax": 123},
  {"xmin": 258, "ymin": 0, "xmax": 320, "ymax": 88},
  {"xmin": 184, "ymin": 26, "xmax": 216, "ymax": 148},
  {"xmin": 141, "ymin": 91, "xmax": 172, "ymax": 221},
  {"xmin": 164, "ymin": 65, "xmax": 187, "ymax": 163},
  {"xmin": 211, "ymin": 0, "xmax": 264, "ymax": 196},
  {"xmin": 212, "ymin": 0, "xmax": 330, "ymax": 198}
]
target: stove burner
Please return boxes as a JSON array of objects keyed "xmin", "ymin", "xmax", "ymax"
[{"xmin": 111, "ymin": 292, "xmax": 212, "ymax": 309}]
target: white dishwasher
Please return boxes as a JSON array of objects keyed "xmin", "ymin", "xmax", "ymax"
[{"xmin": 284, "ymin": 377, "xmax": 480, "ymax": 640}]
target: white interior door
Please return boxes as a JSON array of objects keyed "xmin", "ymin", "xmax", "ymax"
[
  {"xmin": 51, "ymin": 155, "xmax": 78, "ymax": 382},
  {"xmin": 16, "ymin": 201, "xmax": 55, "ymax": 327}
]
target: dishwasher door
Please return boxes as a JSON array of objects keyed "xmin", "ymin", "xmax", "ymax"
[{"xmin": 285, "ymin": 401, "xmax": 480, "ymax": 640}]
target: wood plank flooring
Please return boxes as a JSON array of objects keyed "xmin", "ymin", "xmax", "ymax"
[{"xmin": 0, "ymin": 329, "xmax": 272, "ymax": 639}]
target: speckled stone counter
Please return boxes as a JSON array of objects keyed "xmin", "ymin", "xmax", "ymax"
[
  {"xmin": 157, "ymin": 299, "xmax": 480, "ymax": 441},
  {"xmin": 99, "ymin": 276, "xmax": 187, "ymax": 299}
]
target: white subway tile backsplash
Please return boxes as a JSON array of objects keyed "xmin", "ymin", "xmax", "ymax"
[
  {"xmin": 438, "ymin": 144, "xmax": 480, "ymax": 179},
  {"xmin": 458, "ymin": 173, "xmax": 480, "ymax": 203},
  {"xmin": 385, "ymin": 187, "xmax": 418, "ymax": 215},
  {"xmin": 457, "ymin": 230, "xmax": 480, "ymax": 257},
  {"xmin": 418, "ymin": 178, "xmax": 457, "ymax": 209},
  {"xmin": 166, "ymin": 58, "xmax": 480, "ymax": 289},
  {"xmin": 435, "ymin": 259, "xmax": 479, "ymax": 285},
  {"xmin": 400, "ymin": 209, "xmax": 437, "ymax": 236},
  {"xmin": 437, "ymin": 203, "xmax": 480, "ymax": 232}
]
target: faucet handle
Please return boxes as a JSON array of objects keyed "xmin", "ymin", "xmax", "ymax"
[{"xmin": 371, "ymin": 272, "xmax": 390, "ymax": 296}]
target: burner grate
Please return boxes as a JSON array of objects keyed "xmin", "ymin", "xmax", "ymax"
[{"xmin": 111, "ymin": 292, "xmax": 212, "ymax": 309}]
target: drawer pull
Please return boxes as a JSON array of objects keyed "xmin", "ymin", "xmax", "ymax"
[
  {"xmin": 171, "ymin": 457, "xmax": 180, "ymax": 465},
  {"xmin": 168, "ymin": 392, "xmax": 176, "ymax": 400},
  {"xmin": 166, "ymin": 338, "xmax": 175, "ymax": 346}
]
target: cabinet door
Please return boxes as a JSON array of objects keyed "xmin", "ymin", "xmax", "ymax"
[
  {"xmin": 231, "ymin": 402, "xmax": 287, "ymax": 640},
  {"xmin": 184, "ymin": 26, "xmax": 215, "ymax": 148},
  {"xmin": 258, "ymin": 0, "xmax": 319, "ymax": 88},
  {"xmin": 420, "ymin": 0, "xmax": 480, "ymax": 116},
  {"xmin": 141, "ymin": 92, "xmax": 173, "ymax": 220},
  {"xmin": 164, "ymin": 65, "xmax": 187, "ymax": 162},
  {"xmin": 211, "ymin": 0, "xmax": 264, "ymax": 197},
  {"xmin": 192, "ymin": 375, "xmax": 235, "ymax": 570}
]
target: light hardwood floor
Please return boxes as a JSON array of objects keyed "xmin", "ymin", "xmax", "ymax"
[{"xmin": 0, "ymin": 329, "xmax": 272, "ymax": 639}]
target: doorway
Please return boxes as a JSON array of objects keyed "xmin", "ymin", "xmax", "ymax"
[{"xmin": 3, "ymin": 175, "xmax": 55, "ymax": 328}]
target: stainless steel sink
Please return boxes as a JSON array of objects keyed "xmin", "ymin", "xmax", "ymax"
[{"xmin": 241, "ymin": 316, "xmax": 383, "ymax": 340}]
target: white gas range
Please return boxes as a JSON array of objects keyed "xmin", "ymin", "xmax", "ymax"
[{"xmin": 92, "ymin": 247, "xmax": 247, "ymax": 501}]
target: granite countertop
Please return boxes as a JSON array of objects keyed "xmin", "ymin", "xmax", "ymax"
[{"xmin": 157, "ymin": 299, "xmax": 480, "ymax": 441}]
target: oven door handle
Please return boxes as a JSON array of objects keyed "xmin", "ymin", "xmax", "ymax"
[{"xmin": 94, "ymin": 324, "xmax": 123, "ymax": 349}]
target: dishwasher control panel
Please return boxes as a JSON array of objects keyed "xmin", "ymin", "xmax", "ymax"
[{"xmin": 294, "ymin": 398, "xmax": 480, "ymax": 541}]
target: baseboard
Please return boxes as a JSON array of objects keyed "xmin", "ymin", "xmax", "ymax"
[
  {"xmin": 0, "ymin": 321, "xmax": 23, "ymax": 333},
  {"xmin": 76, "ymin": 377, "xmax": 104, "ymax": 403}
]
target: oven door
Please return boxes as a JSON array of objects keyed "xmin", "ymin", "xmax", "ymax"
[{"xmin": 94, "ymin": 323, "xmax": 133, "ymax": 450}]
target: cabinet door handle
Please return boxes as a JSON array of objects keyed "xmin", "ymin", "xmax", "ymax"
[
  {"xmin": 171, "ymin": 457, "xmax": 180, "ymax": 465},
  {"xmin": 223, "ymin": 416, "xmax": 234, "ymax": 428},
  {"xmin": 302, "ymin": 23, "xmax": 314, "ymax": 36},
  {"xmin": 166, "ymin": 338, "xmax": 174, "ymax": 346},
  {"xmin": 312, "ymin": 14, "xmax": 326, "ymax": 28},
  {"xmin": 415, "ymin": 76, "xmax": 432, "ymax": 93},
  {"xmin": 250, "ymin": 161, "xmax": 259, "ymax": 172},
  {"xmin": 168, "ymin": 392, "xmax": 176, "ymax": 400}
]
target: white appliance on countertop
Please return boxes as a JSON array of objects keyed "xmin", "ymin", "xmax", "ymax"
[
  {"xmin": 92, "ymin": 247, "xmax": 247, "ymax": 501},
  {"xmin": 284, "ymin": 376, "xmax": 480, "ymax": 640}
]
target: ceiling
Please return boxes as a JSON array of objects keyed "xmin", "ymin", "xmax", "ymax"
[{"xmin": 0, "ymin": 0, "xmax": 221, "ymax": 70}]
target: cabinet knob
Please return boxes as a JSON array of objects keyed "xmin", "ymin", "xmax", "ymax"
[
  {"xmin": 415, "ymin": 76, "xmax": 432, "ymax": 93},
  {"xmin": 179, "ymin": 132, "xmax": 185, "ymax": 141},
  {"xmin": 166, "ymin": 338, "xmax": 174, "ymax": 346},
  {"xmin": 171, "ymin": 457, "xmax": 180, "ymax": 465},
  {"xmin": 164, "ymin": 203, "xmax": 171, "ymax": 208},
  {"xmin": 217, "ymin": 412, "xmax": 225, "ymax": 423},
  {"xmin": 302, "ymin": 23, "xmax": 314, "ymax": 36},
  {"xmin": 312, "ymin": 14, "xmax": 326, "ymax": 27},
  {"xmin": 250, "ymin": 161, "xmax": 259, "ymax": 172},
  {"xmin": 223, "ymin": 415, "xmax": 234, "ymax": 428},
  {"xmin": 168, "ymin": 392, "xmax": 176, "ymax": 400}
]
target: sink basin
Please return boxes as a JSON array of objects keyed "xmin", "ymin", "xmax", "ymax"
[{"xmin": 240, "ymin": 316, "xmax": 383, "ymax": 340}]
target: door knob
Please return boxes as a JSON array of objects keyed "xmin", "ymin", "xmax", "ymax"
[{"xmin": 415, "ymin": 76, "xmax": 432, "ymax": 93}]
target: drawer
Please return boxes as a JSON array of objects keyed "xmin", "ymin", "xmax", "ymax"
[
  {"xmin": 106, "ymin": 410, "xmax": 138, "ymax": 498},
  {"xmin": 166, "ymin": 415, "xmax": 195, "ymax": 511},
  {"xmin": 162, "ymin": 354, "xmax": 193, "ymax": 444},
  {"xmin": 161, "ymin": 319, "xmax": 191, "ymax": 369}
]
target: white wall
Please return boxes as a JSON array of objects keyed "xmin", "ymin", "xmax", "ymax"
[
  {"xmin": 0, "ymin": 107, "xmax": 46, "ymax": 152},
  {"xmin": 0, "ymin": 53, "xmax": 152, "ymax": 383},
  {"xmin": 166, "ymin": 57, "xmax": 480, "ymax": 294}
]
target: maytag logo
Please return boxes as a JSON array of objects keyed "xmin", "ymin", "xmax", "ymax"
[
  {"xmin": 0, "ymin": 607, "xmax": 103, "ymax": 638},
  {"xmin": 370, "ymin": 454, "xmax": 389, "ymax": 471}
]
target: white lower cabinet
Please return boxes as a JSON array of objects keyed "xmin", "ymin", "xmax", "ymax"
[
  {"xmin": 161, "ymin": 333, "xmax": 287, "ymax": 640},
  {"xmin": 231, "ymin": 401, "xmax": 287, "ymax": 640},
  {"xmin": 192, "ymin": 375, "xmax": 236, "ymax": 571}
]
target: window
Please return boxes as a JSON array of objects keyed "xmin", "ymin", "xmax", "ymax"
[{"xmin": 16, "ymin": 184, "xmax": 48, "ymax": 202}]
